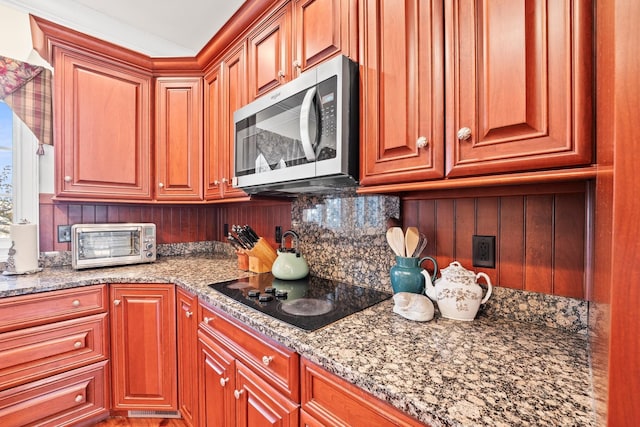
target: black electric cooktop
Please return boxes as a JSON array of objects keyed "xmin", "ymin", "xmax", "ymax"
[{"xmin": 209, "ymin": 273, "xmax": 392, "ymax": 331}]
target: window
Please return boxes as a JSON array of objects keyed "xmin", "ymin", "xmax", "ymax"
[{"xmin": 0, "ymin": 101, "xmax": 39, "ymax": 258}]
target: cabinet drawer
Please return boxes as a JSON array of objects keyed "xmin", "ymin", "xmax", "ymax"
[
  {"xmin": 0, "ymin": 360, "xmax": 109, "ymax": 427},
  {"xmin": 199, "ymin": 302, "xmax": 299, "ymax": 401},
  {"xmin": 0, "ymin": 285, "xmax": 108, "ymax": 333},
  {"xmin": 0, "ymin": 313, "xmax": 108, "ymax": 390},
  {"xmin": 301, "ymin": 358, "xmax": 425, "ymax": 426}
]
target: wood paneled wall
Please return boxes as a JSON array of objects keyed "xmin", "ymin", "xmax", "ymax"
[
  {"xmin": 38, "ymin": 195, "xmax": 291, "ymax": 252},
  {"xmin": 402, "ymin": 182, "xmax": 590, "ymax": 299}
]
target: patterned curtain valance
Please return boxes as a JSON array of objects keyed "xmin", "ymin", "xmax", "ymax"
[{"xmin": 0, "ymin": 55, "xmax": 52, "ymax": 155}]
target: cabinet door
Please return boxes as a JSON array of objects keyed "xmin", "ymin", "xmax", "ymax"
[
  {"xmin": 204, "ymin": 64, "xmax": 224, "ymax": 200},
  {"xmin": 359, "ymin": 0, "xmax": 445, "ymax": 186},
  {"xmin": 197, "ymin": 329, "xmax": 236, "ymax": 427},
  {"xmin": 110, "ymin": 284, "xmax": 177, "ymax": 410},
  {"xmin": 177, "ymin": 288, "xmax": 198, "ymax": 426},
  {"xmin": 445, "ymin": 0, "xmax": 592, "ymax": 177},
  {"xmin": 235, "ymin": 360, "xmax": 299, "ymax": 427},
  {"xmin": 155, "ymin": 77, "xmax": 203, "ymax": 201},
  {"xmin": 221, "ymin": 44, "xmax": 250, "ymax": 200},
  {"xmin": 292, "ymin": 0, "xmax": 356, "ymax": 75},
  {"xmin": 53, "ymin": 48, "xmax": 152, "ymax": 201},
  {"xmin": 248, "ymin": 4, "xmax": 291, "ymax": 100}
]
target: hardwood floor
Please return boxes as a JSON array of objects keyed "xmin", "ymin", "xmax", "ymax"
[{"xmin": 93, "ymin": 417, "xmax": 188, "ymax": 426}]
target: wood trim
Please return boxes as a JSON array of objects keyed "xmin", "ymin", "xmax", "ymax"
[
  {"xmin": 196, "ymin": 0, "xmax": 276, "ymax": 69},
  {"xmin": 357, "ymin": 165, "xmax": 597, "ymax": 195},
  {"xmin": 30, "ymin": 15, "xmax": 153, "ymax": 72}
]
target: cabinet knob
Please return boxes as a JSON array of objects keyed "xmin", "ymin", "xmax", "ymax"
[
  {"xmin": 64, "ymin": 176, "xmax": 72, "ymax": 183},
  {"xmin": 75, "ymin": 394, "xmax": 84, "ymax": 403},
  {"xmin": 113, "ymin": 299, "xmax": 121, "ymax": 306},
  {"xmin": 416, "ymin": 136, "xmax": 428, "ymax": 148},
  {"xmin": 185, "ymin": 310, "xmax": 193, "ymax": 318},
  {"xmin": 293, "ymin": 59, "xmax": 301, "ymax": 69},
  {"xmin": 234, "ymin": 389, "xmax": 244, "ymax": 399},
  {"xmin": 74, "ymin": 341, "xmax": 83, "ymax": 349},
  {"xmin": 72, "ymin": 299, "xmax": 81, "ymax": 307},
  {"xmin": 457, "ymin": 127, "xmax": 472, "ymax": 141},
  {"xmin": 203, "ymin": 316, "xmax": 211, "ymax": 324},
  {"xmin": 158, "ymin": 182, "xmax": 164, "ymax": 188},
  {"xmin": 220, "ymin": 377, "xmax": 229, "ymax": 387},
  {"xmin": 214, "ymin": 180, "xmax": 220, "ymax": 186},
  {"xmin": 222, "ymin": 177, "xmax": 228, "ymax": 184},
  {"xmin": 262, "ymin": 355, "xmax": 273, "ymax": 366},
  {"xmin": 278, "ymin": 70, "xmax": 285, "ymax": 78}
]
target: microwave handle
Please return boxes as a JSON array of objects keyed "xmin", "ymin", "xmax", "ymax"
[{"xmin": 300, "ymin": 86, "xmax": 318, "ymax": 162}]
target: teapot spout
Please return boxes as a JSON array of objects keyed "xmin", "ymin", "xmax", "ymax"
[{"xmin": 421, "ymin": 270, "xmax": 437, "ymax": 300}]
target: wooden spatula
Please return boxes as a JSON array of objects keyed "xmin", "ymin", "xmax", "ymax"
[
  {"xmin": 386, "ymin": 227, "xmax": 405, "ymax": 257},
  {"xmin": 405, "ymin": 227, "xmax": 420, "ymax": 258}
]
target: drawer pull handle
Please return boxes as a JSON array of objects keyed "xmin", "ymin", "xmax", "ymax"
[
  {"xmin": 234, "ymin": 389, "xmax": 244, "ymax": 399},
  {"xmin": 220, "ymin": 377, "xmax": 229, "ymax": 387},
  {"xmin": 262, "ymin": 355, "xmax": 273, "ymax": 366},
  {"xmin": 185, "ymin": 311, "xmax": 193, "ymax": 318},
  {"xmin": 75, "ymin": 394, "xmax": 84, "ymax": 403},
  {"xmin": 203, "ymin": 317, "xmax": 211, "ymax": 324},
  {"xmin": 113, "ymin": 299, "xmax": 121, "ymax": 306},
  {"xmin": 72, "ymin": 299, "xmax": 81, "ymax": 307},
  {"xmin": 74, "ymin": 341, "xmax": 83, "ymax": 349}
]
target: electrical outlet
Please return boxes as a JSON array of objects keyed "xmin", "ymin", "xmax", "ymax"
[
  {"xmin": 275, "ymin": 226, "xmax": 282, "ymax": 244},
  {"xmin": 223, "ymin": 223, "xmax": 229, "ymax": 237},
  {"xmin": 472, "ymin": 235, "xmax": 496, "ymax": 268},
  {"xmin": 58, "ymin": 225, "xmax": 71, "ymax": 243}
]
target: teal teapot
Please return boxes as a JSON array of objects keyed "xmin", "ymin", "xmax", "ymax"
[{"xmin": 271, "ymin": 230, "xmax": 309, "ymax": 280}]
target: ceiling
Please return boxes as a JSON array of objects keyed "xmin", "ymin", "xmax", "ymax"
[{"xmin": 0, "ymin": 0, "xmax": 246, "ymax": 57}]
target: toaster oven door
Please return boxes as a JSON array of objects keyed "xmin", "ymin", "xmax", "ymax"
[{"xmin": 72, "ymin": 225, "xmax": 143, "ymax": 269}]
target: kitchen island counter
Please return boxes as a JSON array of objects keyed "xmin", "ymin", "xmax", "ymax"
[{"xmin": 0, "ymin": 255, "xmax": 595, "ymax": 427}]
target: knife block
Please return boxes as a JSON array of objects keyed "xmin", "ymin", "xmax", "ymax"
[
  {"xmin": 245, "ymin": 238, "xmax": 277, "ymax": 273},
  {"xmin": 236, "ymin": 252, "xmax": 249, "ymax": 271}
]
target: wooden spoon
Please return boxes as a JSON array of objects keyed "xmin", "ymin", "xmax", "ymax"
[
  {"xmin": 386, "ymin": 227, "xmax": 405, "ymax": 257},
  {"xmin": 405, "ymin": 227, "xmax": 420, "ymax": 258}
]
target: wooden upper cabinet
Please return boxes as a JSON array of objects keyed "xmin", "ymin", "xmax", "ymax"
[
  {"xmin": 221, "ymin": 44, "xmax": 250, "ymax": 200},
  {"xmin": 204, "ymin": 45, "xmax": 249, "ymax": 202},
  {"xmin": 155, "ymin": 77, "xmax": 204, "ymax": 201},
  {"xmin": 54, "ymin": 47, "xmax": 152, "ymax": 201},
  {"xmin": 248, "ymin": 3, "xmax": 292, "ymax": 100},
  {"xmin": 444, "ymin": 0, "xmax": 593, "ymax": 177},
  {"xmin": 247, "ymin": 0, "xmax": 357, "ymax": 101},
  {"xmin": 204, "ymin": 64, "xmax": 224, "ymax": 200},
  {"xmin": 360, "ymin": 0, "xmax": 445, "ymax": 186},
  {"xmin": 292, "ymin": 0, "xmax": 357, "ymax": 76}
]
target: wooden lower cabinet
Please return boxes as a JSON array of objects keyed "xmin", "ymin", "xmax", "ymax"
[
  {"xmin": 110, "ymin": 284, "xmax": 177, "ymax": 411},
  {"xmin": 197, "ymin": 328, "xmax": 236, "ymax": 427},
  {"xmin": 177, "ymin": 288, "xmax": 198, "ymax": 426},
  {"xmin": 301, "ymin": 358, "xmax": 426, "ymax": 426},
  {"xmin": 197, "ymin": 302, "xmax": 299, "ymax": 426},
  {"xmin": 0, "ymin": 285, "xmax": 110, "ymax": 425}
]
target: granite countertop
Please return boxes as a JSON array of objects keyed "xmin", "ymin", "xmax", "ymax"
[{"xmin": 0, "ymin": 255, "xmax": 595, "ymax": 427}]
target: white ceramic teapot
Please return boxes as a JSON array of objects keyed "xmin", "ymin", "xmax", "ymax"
[{"xmin": 422, "ymin": 261, "xmax": 492, "ymax": 321}]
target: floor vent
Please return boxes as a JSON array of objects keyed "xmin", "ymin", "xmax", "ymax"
[{"xmin": 127, "ymin": 410, "xmax": 181, "ymax": 418}]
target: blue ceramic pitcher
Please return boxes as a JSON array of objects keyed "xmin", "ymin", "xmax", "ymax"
[{"xmin": 390, "ymin": 256, "xmax": 438, "ymax": 294}]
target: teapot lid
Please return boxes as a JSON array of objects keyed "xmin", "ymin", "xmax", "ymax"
[{"xmin": 441, "ymin": 261, "xmax": 476, "ymax": 281}]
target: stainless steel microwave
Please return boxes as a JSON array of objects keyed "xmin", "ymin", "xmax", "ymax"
[
  {"xmin": 233, "ymin": 55, "xmax": 359, "ymax": 194},
  {"xmin": 71, "ymin": 223, "xmax": 156, "ymax": 269}
]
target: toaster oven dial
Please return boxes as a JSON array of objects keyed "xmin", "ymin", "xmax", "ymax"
[
  {"xmin": 145, "ymin": 251, "xmax": 154, "ymax": 258},
  {"xmin": 145, "ymin": 242, "xmax": 154, "ymax": 250}
]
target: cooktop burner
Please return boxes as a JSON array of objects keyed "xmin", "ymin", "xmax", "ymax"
[{"xmin": 209, "ymin": 273, "xmax": 392, "ymax": 331}]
